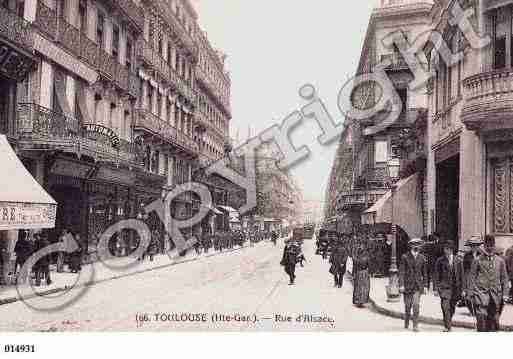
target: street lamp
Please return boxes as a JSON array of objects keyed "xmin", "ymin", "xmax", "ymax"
[{"xmin": 386, "ymin": 157, "xmax": 401, "ymax": 303}]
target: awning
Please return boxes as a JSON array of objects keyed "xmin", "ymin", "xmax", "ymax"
[
  {"xmin": 0, "ymin": 135, "xmax": 57, "ymax": 230},
  {"xmin": 362, "ymin": 173, "xmax": 423, "ymax": 238}
]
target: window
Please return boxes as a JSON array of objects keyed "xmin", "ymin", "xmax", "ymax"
[
  {"xmin": 78, "ymin": 0, "xmax": 87, "ymax": 33},
  {"xmin": 16, "ymin": 0, "xmax": 24, "ymax": 17},
  {"xmin": 397, "ymin": 87, "xmax": 407, "ymax": 116},
  {"xmin": 148, "ymin": 85, "xmax": 153, "ymax": 112},
  {"xmin": 492, "ymin": 9, "xmax": 509, "ymax": 69},
  {"xmin": 126, "ymin": 38, "xmax": 133, "ymax": 70},
  {"xmin": 97, "ymin": 11, "xmax": 105, "ymax": 49},
  {"xmin": 112, "ymin": 25, "xmax": 120, "ymax": 59},
  {"xmin": 156, "ymin": 92, "xmax": 161, "ymax": 118},
  {"xmin": 167, "ymin": 44, "xmax": 173, "ymax": 66},
  {"xmin": 374, "ymin": 140, "xmax": 388, "ymax": 163},
  {"xmin": 57, "ymin": 0, "xmax": 66, "ymax": 18}
]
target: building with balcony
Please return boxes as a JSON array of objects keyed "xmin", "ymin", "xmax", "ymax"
[
  {"xmin": 324, "ymin": 0, "xmax": 432, "ymax": 243},
  {"xmin": 0, "ymin": 0, "xmax": 235, "ymax": 263},
  {"xmin": 425, "ymin": 0, "xmax": 513, "ymax": 250}
]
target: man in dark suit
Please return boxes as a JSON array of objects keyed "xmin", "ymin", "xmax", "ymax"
[
  {"xmin": 469, "ymin": 235, "xmax": 510, "ymax": 332},
  {"xmin": 281, "ymin": 241, "xmax": 299, "ymax": 285},
  {"xmin": 434, "ymin": 240, "xmax": 464, "ymax": 331},
  {"xmin": 329, "ymin": 242, "xmax": 348, "ymax": 288},
  {"xmin": 399, "ymin": 238, "xmax": 428, "ymax": 332}
]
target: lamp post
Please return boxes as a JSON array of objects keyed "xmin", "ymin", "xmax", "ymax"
[{"xmin": 386, "ymin": 157, "xmax": 401, "ymax": 302}]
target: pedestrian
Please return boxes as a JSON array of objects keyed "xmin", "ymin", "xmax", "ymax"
[
  {"xmin": 329, "ymin": 242, "xmax": 348, "ymax": 288},
  {"xmin": 468, "ymin": 235, "xmax": 510, "ymax": 332},
  {"xmin": 280, "ymin": 241, "xmax": 298, "ymax": 285},
  {"xmin": 14, "ymin": 230, "xmax": 33, "ymax": 283},
  {"xmin": 433, "ymin": 240, "xmax": 464, "ymax": 332},
  {"xmin": 69, "ymin": 233, "xmax": 83, "ymax": 273},
  {"xmin": 462, "ymin": 235, "xmax": 483, "ymax": 314},
  {"xmin": 57, "ymin": 228, "xmax": 70, "ymax": 272},
  {"xmin": 34, "ymin": 233, "xmax": 52, "ymax": 286},
  {"xmin": 352, "ymin": 243, "xmax": 370, "ymax": 307},
  {"xmin": 505, "ymin": 244, "xmax": 513, "ymax": 304},
  {"xmin": 399, "ymin": 238, "xmax": 428, "ymax": 332}
]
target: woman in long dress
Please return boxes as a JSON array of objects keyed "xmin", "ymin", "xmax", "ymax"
[{"xmin": 352, "ymin": 244, "xmax": 371, "ymax": 307}]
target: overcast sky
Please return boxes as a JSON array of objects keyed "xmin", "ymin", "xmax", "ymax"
[{"xmin": 193, "ymin": 1, "xmax": 374, "ymax": 202}]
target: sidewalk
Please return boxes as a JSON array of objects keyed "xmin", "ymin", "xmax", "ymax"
[
  {"xmin": 369, "ymin": 277, "xmax": 513, "ymax": 331},
  {"xmin": 0, "ymin": 240, "xmax": 274, "ymax": 306}
]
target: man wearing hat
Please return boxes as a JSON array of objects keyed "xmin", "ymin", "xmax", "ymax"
[
  {"xmin": 468, "ymin": 235, "xmax": 510, "ymax": 331},
  {"xmin": 399, "ymin": 238, "xmax": 428, "ymax": 332},
  {"xmin": 433, "ymin": 240, "xmax": 464, "ymax": 331},
  {"xmin": 461, "ymin": 235, "xmax": 483, "ymax": 315}
]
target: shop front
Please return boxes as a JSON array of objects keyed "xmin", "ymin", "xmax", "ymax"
[
  {"xmin": 0, "ymin": 135, "xmax": 57, "ymax": 284},
  {"xmin": 43, "ymin": 156, "xmax": 164, "ymax": 261}
]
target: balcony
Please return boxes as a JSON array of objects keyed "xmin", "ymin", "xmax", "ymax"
[
  {"xmin": 137, "ymin": 40, "xmax": 197, "ymax": 105},
  {"xmin": 150, "ymin": 0, "xmax": 198, "ymax": 60},
  {"xmin": 461, "ymin": 68, "xmax": 513, "ymax": 131},
  {"xmin": 34, "ymin": 2, "xmax": 139, "ymax": 98},
  {"xmin": 0, "ymin": 6, "xmax": 35, "ymax": 81},
  {"xmin": 16, "ymin": 103, "xmax": 142, "ymax": 166},
  {"xmin": 354, "ymin": 167, "xmax": 389, "ymax": 190},
  {"xmin": 196, "ymin": 67, "xmax": 231, "ymax": 116},
  {"xmin": 336, "ymin": 189, "xmax": 388, "ymax": 211},
  {"xmin": 105, "ymin": 0, "xmax": 145, "ymax": 32},
  {"xmin": 134, "ymin": 109, "xmax": 199, "ymax": 155}
]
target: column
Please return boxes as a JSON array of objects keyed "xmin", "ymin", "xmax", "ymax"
[
  {"xmin": 142, "ymin": 81, "xmax": 148, "ymax": 110},
  {"xmin": 459, "ymin": 129, "xmax": 485, "ymax": 249}
]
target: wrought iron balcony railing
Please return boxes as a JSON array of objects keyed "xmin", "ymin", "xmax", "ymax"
[
  {"xmin": 134, "ymin": 109, "xmax": 199, "ymax": 155},
  {"xmin": 354, "ymin": 167, "xmax": 389, "ymax": 189},
  {"xmin": 105, "ymin": 0, "xmax": 145, "ymax": 32},
  {"xmin": 196, "ymin": 66, "xmax": 231, "ymax": 116},
  {"xmin": 152, "ymin": 0, "xmax": 198, "ymax": 59},
  {"xmin": 16, "ymin": 103, "xmax": 141, "ymax": 165},
  {"xmin": 335, "ymin": 189, "xmax": 387, "ymax": 210},
  {"xmin": 34, "ymin": 2, "xmax": 139, "ymax": 98},
  {"xmin": 0, "ymin": 5, "xmax": 34, "ymax": 52},
  {"xmin": 137, "ymin": 39, "xmax": 197, "ymax": 105}
]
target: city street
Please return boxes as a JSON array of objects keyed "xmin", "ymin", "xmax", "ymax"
[{"xmin": 0, "ymin": 240, "xmax": 468, "ymax": 332}]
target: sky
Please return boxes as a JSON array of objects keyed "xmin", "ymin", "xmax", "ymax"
[{"xmin": 193, "ymin": 1, "xmax": 374, "ymax": 201}]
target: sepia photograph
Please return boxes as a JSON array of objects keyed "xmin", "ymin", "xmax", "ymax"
[{"xmin": 0, "ymin": 0, "xmax": 512, "ymax": 356}]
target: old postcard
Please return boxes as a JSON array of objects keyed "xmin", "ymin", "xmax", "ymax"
[{"xmin": 0, "ymin": 1, "xmax": 512, "ymax": 354}]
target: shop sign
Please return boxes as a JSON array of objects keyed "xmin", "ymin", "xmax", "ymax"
[
  {"xmin": 0, "ymin": 202, "xmax": 57, "ymax": 230},
  {"xmin": 83, "ymin": 124, "xmax": 120, "ymax": 148}
]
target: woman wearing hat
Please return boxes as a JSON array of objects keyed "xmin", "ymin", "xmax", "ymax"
[{"xmin": 352, "ymin": 242, "xmax": 371, "ymax": 307}]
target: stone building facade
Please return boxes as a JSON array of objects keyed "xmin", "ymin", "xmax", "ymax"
[{"xmin": 0, "ymin": 0, "xmax": 233, "ymax": 266}]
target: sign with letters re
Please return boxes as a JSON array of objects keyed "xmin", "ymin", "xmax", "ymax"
[{"xmin": 0, "ymin": 202, "xmax": 57, "ymax": 230}]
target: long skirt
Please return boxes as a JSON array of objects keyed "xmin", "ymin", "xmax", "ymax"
[{"xmin": 352, "ymin": 269, "xmax": 370, "ymax": 305}]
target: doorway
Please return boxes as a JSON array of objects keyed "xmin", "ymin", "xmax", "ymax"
[{"xmin": 436, "ymin": 155, "xmax": 460, "ymax": 244}]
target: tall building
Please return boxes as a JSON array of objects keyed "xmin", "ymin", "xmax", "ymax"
[
  {"xmin": 0, "ymin": 0, "xmax": 233, "ymax": 263},
  {"xmin": 325, "ymin": 0, "xmax": 432, "ymax": 243}
]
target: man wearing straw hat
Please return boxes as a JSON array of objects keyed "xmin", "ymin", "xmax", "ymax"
[
  {"xmin": 461, "ymin": 235, "xmax": 484, "ymax": 315},
  {"xmin": 468, "ymin": 235, "xmax": 510, "ymax": 331},
  {"xmin": 399, "ymin": 238, "xmax": 428, "ymax": 332},
  {"xmin": 433, "ymin": 240, "xmax": 464, "ymax": 331}
]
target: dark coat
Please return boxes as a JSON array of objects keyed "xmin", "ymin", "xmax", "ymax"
[
  {"xmin": 34, "ymin": 237, "xmax": 51, "ymax": 269},
  {"xmin": 329, "ymin": 246, "xmax": 348, "ymax": 273},
  {"xmin": 434, "ymin": 255, "xmax": 464, "ymax": 299},
  {"xmin": 469, "ymin": 252, "xmax": 509, "ymax": 307},
  {"xmin": 399, "ymin": 252, "xmax": 428, "ymax": 294},
  {"xmin": 281, "ymin": 245, "xmax": 298, "ymax": 267},
  {"xmin": 505, "ymin": 246, "xmax": 513, "ymax": 280},
  {"xmin": 14, "ymin": 238, "xmax": 33, "ymax": 260}
]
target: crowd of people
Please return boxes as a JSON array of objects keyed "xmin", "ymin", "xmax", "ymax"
[
  {"xmin": 11, "ymin": 228, "xmax": 83, "ymax": 287},
  {"xmin": 313, "ymin": 227, "xmax": 513, "ymax": 332}
]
